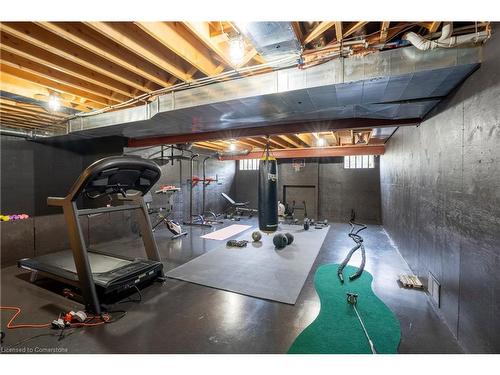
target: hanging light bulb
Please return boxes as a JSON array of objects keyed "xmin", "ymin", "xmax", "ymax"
[
  {"xmin": 48, "ymin": 94, "xmax": 60, "ymax": 112},
  {"xmin": 229, "ymin": 35, "xmax": 245, "ymax": 65},
  {"xmin": 317, "ymin": 137, "xmax": 325, "ymax": 147},
  {"xmin": 229, "ymin": 142, "xmax": 237, "ymax": 151}
]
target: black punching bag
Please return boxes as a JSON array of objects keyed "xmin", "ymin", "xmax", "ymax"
[{"xmin": 258, "ymin": 155, "xmax": 278, "ymax": 233}]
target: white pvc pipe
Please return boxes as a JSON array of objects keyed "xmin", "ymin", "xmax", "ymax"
[{"xmin": 403, "ymin": 23, "xmax": 489, "ymax": 50}]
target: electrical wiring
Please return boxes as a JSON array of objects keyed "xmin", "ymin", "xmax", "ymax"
[{"xmin": 0, "ymin": 306, "xmax": 52, "ymax": 329}]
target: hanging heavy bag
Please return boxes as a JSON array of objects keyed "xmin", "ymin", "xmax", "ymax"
[{"xmin": 258, "ymin": 154, "xmax": 278, "ymax": 233}]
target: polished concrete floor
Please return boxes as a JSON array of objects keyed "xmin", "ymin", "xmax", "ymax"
[{"xmin": 0, "ymin": 218, "xmax": 463, "ymax": 353}]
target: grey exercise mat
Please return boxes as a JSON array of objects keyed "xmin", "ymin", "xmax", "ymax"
[{"xmin": 166, "ymin": 224, "xmax": 330, "ymax": 304}]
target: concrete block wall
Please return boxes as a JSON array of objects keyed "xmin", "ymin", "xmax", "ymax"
[{"xmin": 380, "ymin": 30, "xmax": 500, "ymax": 353}]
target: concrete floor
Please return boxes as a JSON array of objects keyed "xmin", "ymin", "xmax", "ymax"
[{"xmin": 0, "ymin": 218, "xmax": 463, "ymax": 353}]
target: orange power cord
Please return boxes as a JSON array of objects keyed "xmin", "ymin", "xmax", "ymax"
[{"xmin": 1, "ymin": 306, "xmax": 110, "ymax": 329}]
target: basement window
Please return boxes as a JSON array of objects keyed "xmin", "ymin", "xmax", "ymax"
[
  {"xmin": 239, "ymin": 159, "xmax": 260, "ymax": 171},
  {"xmin": 344, "ymin": 155, "xmax": 374, "ymax": 169}
]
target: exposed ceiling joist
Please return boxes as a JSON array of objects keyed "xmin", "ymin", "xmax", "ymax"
[
  {"xmin": 183, "ymin": 22, "xmax": 235, "ymax": 68},
  {"xmin": 304, "ymin": 22, "xmax": 335, "ymax": 45},
  {"xmin": 85, "ymin": 22, "xmax": 192, "ymax": 82},
  {"xmin": 36, "ymin": 22, "xmax": 175, "ymax": 88},
  {"xmin": 0, "ymin": 97, "xmax": 66, "ymax": 119},
  {"xmin": 0, "ymin": 22, "xmax": 153, "ymax": 93},
  {"xmin": 295, "ymin": 133, "xmax": 313, "ymax": 147},
  {"xmin": 1, "ymin": 63, "xmax": 112, "ymax": 107},
  {"xmin": 0, "ymin": 51, "xmax": 126, "ymax": 104},
  {"xmin": 334, "ymin": 22, "xmax": 343, "ymax": 42},
  {"xmin": 380, "ymin": 21, "xmax": 390, "ymax": 44},
  {"xmin": 219, "ymin": 145, "xmax": 385, "ymax": 160},
  {"xmin": 128, "ymin": 118, "xmax": 420, "ymax": 148},
  {"xmin": 0, "ymin": 33, "xmax": 136, "ymax": 99},
  {"xmin": 343, "ymin": 21, "xmax": 369, "ymax": 39},
  {"xmin": 134, "ymin": 22, "xmax": 224, "ymax": 77},
  {"xmin": 0, "ymin": 70, "xmax": 100, "ymax": 112}
]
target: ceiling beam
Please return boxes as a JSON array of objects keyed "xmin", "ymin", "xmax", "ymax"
[
  {"xmin": 0, "ymin": 22, "xmax": 153, "ymax": 93},
  {"xmin": 36, "ymin": 22, "xmax": 175, "ymax": 88},
  {"xmin": 0, "ymin": 106, "xmax": 59, "ymax": 124},
  {"xmin": 274, "ymin": 135, "xmax": 296, "ymax": 148},
  {"xmin": 134, "ymin": 22, "xmax": 224, "ymax": 77},
  {"xmin": 183, "ymin": 22, "xmax": 234, "ymax": 68},
  {"xmin": 0, "ymin": 111, "xmax": 53, "ymax": 126},
  {"xmin": 303, "ymin": 22, "xmax": 335, "ymax": 45},
  {"xmin": 295, "ymin": 133, "xmax": 313, "ymax": 147},
  {"xmin": 284, "ymin": 134, "xmax": 309, "ymax": 148},
  {"xmin": 0, "ymin": 32, "xmax": 136, "ymax": 99},
  {"xmin": 1, "ymin": 63, "xmax": 111, "ymax": 107},
  {"xmin": 0, "ymin": 70, "xmax": 98, "ymax": 112},
  {"xmin": 343, "ymin": 22, "xmax": 369, "ymax": 39},
  {"xmin": 428, "ymin": 22, "xmax": 442, "ymax": 33},
  {"xmin": 380, "ymin": 21, "xmax": 390, "ymax": 44},
  {"xmin": 0, "ymin": 98, "xmax": 66, "ymax": 119},
  {"xmin": 0, "ymin": 51, "xmax": 126, "ymax": 104},
  {"xmin": 183, "ymin": 22, "xmax": 263, "ymax": 69},
  {"xmin": 128, "ymin": 118, "xmax": 421, "ymax": 148},
  {"xmin": 291, "ymin": 22, "xmax": 304, "ymax": 44},
  {"xmin": 219, "ymin": 145, "xmax": 385, "ymax": 160},
  {"xmin": 84, "ymin": 22, "xmax": 191, "ymax": 82},
  {"xmin": 0, "ymin": 119, "xmax": 46, "ymax": 130},
  {"xmin": 334, "ymin": 22, "xmax": 343, "ymax": 42}
]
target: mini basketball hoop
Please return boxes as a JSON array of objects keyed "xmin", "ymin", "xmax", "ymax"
[{"xmin": 292, "ymin": 159, "xmax": 305, "ymax": 172}]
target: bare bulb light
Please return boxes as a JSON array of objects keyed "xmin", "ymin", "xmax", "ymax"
[
  {"xmin": 48, "ymin": 94, "xmax": 60, "ymax": 112},
  {"xmin": 229, "ymin": 36, "xmax": 245, "ymax": 65},
  {"xmin": 317, "ymin": 138, "xmax": 325, "ymax": 147},
  {"xmin": 229, "ymin": 143, "xmax": 237, "ymax": 151}
]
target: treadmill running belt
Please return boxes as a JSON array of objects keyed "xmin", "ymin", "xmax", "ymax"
[{"xmin": 28, "ymin": 250, "xmax": 132, "ymax": 274}]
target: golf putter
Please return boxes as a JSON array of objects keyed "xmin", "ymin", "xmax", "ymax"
[{"xmin": 346, "ymin": 292, "xmax": 377, "ymax": 354}]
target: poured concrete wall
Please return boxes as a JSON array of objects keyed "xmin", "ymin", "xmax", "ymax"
[
  {"xmin": 235, "ymin": 158, "xmax": 381, "ymax": 223},
  {"xmin": 380, "ymin": 32, "xmax": 500, "ymax": 353}
]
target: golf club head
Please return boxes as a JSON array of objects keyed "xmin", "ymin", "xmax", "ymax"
[{"xmin": 346, "ymin": 292, "xmax": 358, "ymax": 305}]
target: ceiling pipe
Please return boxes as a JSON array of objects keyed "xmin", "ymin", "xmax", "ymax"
[{"xmin": 403, "ymin": 22, "xmax": 490, "ymax": 50}]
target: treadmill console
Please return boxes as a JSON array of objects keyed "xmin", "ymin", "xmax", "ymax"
[{"xmin": 69, "ymin": 156, "xmax": 162, "ymax": 201}]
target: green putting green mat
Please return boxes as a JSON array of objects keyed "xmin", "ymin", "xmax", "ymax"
[{"xmin": 288, "ymin": 264, "xmax": 401, "ymax": 354}]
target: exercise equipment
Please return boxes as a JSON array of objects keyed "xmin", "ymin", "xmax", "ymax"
[
  {"xmin": 347, "ymin": 292, "xmax": 377, "ymax": 354},
  {"xmin": 338, "ymin": 212, "xmax": 367, "ymax": 283},
  {"xmin": 200, "ymin": 156, "xmax": 224, "ymax": 225},
  {"xmin": 221, "ymin": 193, "xmax": 257, "ymax": 218},
  {"xmin": 18, "ymin": 156, "xmax": 164, "ymax": 314},
  {"xmin": 145, "ymin": 187, "xmax": 187, "ymax": 239},
  {"xmin": 282, "ymin": 200, "xmax": 307, "ymax": 224},
  {"xmin": 184, "ymin": 154, "xmax": 224, "ymax": 227},
  {"xmin": 258, "ymin": 140, "xmax": 278, "ymax": 233},
  {"xmin": 252, "ymin": 231, "xmax": 262, "ymax": 242},
  {"xmin": 284, "ymin": 232, "xmax": 294, "ymax": 245},
  {"xmin": 288, "ymin": 264, "xmax": 400, "ymax": 354},
  {"xmin": 273, "ymin": 233, "xmax": 288, "ymax": 249}
]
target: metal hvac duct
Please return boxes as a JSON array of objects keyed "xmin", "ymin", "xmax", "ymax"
[{"xmin": 235, "ymin": 22, "xmax": 301, "ymax": 67}]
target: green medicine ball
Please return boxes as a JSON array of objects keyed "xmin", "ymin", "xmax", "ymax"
[
  {"xmin": 284, "ymin": 232, "xmax": 294, "ymax": 245},
  {"xmin": 252, "ymin": 231, "xmax": 262, "ymax": 242},
  {"xmin": 273, "ymin": 233, "xmax": 288, "ymax": 249}
]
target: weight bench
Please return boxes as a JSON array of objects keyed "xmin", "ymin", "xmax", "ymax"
[{"xmin": 221, "ymin": 193, "xmax": 257, "ymax": 218}]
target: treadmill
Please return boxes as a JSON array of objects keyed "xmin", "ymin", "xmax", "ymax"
[{"xmin": 18, "ymin": 156, "xmax": 164, "ymax": 314}]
